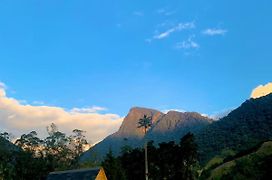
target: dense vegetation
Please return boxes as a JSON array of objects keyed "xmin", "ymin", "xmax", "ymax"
[
  {"xmin": 0, "ymin": 123, "xmax": 88, "ymax": 180},
  {"xmin": 200, "ymin": 141, "xmax": 272, "ymax": 180},
  {"xmin": 102, "ymin": 133, "xmax": 199, "ymax": 180},
  {"xmin": 196, "ymin": 94, "xmax": 272, "ymax": 163}
]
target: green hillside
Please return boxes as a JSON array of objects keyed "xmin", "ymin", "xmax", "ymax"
[
  {"xmin": 201, "ymin": 141, "xmax": 272, "ymax": 180},
  {"xmin": 196, "ymin": 93, "xmax": 272, "ymax": 163}
]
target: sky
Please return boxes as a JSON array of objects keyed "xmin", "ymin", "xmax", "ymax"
[{"xmin": 0, "ymin": 0, "xmax": 272, "ymax": 142}]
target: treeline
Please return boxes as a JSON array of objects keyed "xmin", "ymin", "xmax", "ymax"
[
  {"xmin": 0, "ymin": 123, "xmax": 89, "ymax": 180},
  {"xmin": 102, "ymin": 133, "xmax": 199, "ymax": 180},
  {"xmin": 1, "ymin": 127, "xmax": 199, "ymax": 180}
]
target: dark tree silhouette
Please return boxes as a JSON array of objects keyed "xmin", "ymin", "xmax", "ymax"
[{"xmin": 138, "ymin": 114, "xmax": 152, "ymax": 180}]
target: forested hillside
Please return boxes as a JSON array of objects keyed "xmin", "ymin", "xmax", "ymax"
[{"xmin": 196, "ymin": 93, "xmax": 272, "ymax": 163}]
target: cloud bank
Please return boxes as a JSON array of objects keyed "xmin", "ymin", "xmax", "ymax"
[
  {"xmin": 0, "ymin": 86, "xmax": 123, "ymax": 144},
  {"xmin": 251, "ymin": 82, "xmax": 272, "ymax": 99}
]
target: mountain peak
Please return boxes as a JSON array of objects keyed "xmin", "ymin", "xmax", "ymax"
[
  {"xmin": 129, "ymin": 106, "xmax": 162, "ymax": 113},
  {"xmin": 115, "ymin": 107, "xmax": 163, "ymax": 138}
]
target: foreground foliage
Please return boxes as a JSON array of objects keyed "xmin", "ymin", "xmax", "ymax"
[
  {"xmin": 0, "ymin": 123, "xmax": 88, "ymax": 180},
  {"xmin": 200, "ymin": 141, "xmax": 272, "ymax": 180},
  {"xmin": 102, "ymin": 133, "xmax": 198, "ymax": 180}
]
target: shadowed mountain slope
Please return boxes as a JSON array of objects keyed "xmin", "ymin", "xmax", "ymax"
[{"xmin": 146, "ymin": 111, "xmax": 212, "ymax": 143}]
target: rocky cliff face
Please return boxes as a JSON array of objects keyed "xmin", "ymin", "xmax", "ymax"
[
  {"xmin": 80, "ymin": 107, "xmax": 212, "ymax": 162},
  {"xmin": 115, "ymin": 107, "xmax": 163, "ymax": 138}
]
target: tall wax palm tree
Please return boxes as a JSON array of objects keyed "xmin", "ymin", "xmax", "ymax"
[{"xmin": 138, "ymin": 114, "xmax": 152, "ymax": 180}]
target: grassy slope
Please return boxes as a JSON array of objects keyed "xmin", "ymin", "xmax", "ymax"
[
  {"xmin": 204, "ymin": 149, "xmax": 236, "ymax": 170},
  {"xmin": 207, "ymin": 141, "xmax": 272, "ymax": 180}
]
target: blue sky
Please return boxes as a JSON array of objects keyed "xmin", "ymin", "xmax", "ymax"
[{"xmin": 0, "ymin": 0, "xmax": 271, "ymax": 116}]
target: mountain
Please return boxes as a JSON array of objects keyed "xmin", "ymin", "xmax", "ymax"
[
  {"xmin": 146, "ymin": 111, "xmax": 212, "ymax": 144},
  {"xmin": 81, "ymin": 93, "xmax": 272, "ymax": 164},
  {"xmin": 115, "ymin": 107, "xmax": 163, "ymax": 139},
  {"xmin": 80, "ymin": 107, "xmax": 212, "ymax": 162},
  {"xmin": 196, "ymin": 93, "xmax": 272, "ymax": 163},
  {"xmin": 80, "ymin": 107, "xmax": 163, "ymax": 162}
]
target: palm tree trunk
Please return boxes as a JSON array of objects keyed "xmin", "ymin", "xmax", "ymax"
[
  {"xmin": 145, "ymin": 141, "xmax": 148, "ymax": 180},
  {"xmin": 144, "ymin": 127, "xmax": 148, "ymax": 180}
]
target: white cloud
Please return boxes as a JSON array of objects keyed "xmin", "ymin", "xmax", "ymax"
[
  {"xmin": 0, "ymin": 82, "xmax": 7, "ymax": 89},
  {"xmin": 209, "ymin": 109, "xmax": 233, "ymax": 120},
  {"xmin": 0, "ymin": 82, "xmax": 7, "ymax": 97},
  {"xmin": 162, "ymin": 109, "xmax": 186, "ymax": 114},
  {"xmin": 0, "ymin": 86, "xmax": 123, "ymax": 144},
  {"xmin": 70, "ymin": 106, "xmax": 107, "ymax": 114},
  {"xmin": 251, "ymin": 82, "xmax": 272, "ymax": 99},
  {"xmin": 202, "ymin": 28, "xmax": 227, "ymax": 36},
  {"xmin": 153, "ymin": 22, "xmax": 195, "ymax": 40},
  {"xmin": 175, "ymin": 36, "xmax": 199, "ymax": 50},
  {"xmin": 0, "ymin": 88, "xmax": 6, "ymax": 97}
]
